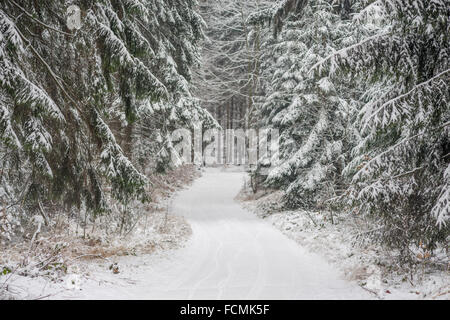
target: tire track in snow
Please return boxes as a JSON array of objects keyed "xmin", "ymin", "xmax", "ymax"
[{"xmin": 187, "ymin": 220, "xmax": 226, "ymax": 299}]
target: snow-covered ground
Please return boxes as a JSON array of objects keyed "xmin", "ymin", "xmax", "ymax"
[
  {"xmin": 2, "ymin": 168, "xmax": 375, "ymax": 299},
  {"xmin": 239, "ymin": 177, "xmax": 449, "ymax": 300}
]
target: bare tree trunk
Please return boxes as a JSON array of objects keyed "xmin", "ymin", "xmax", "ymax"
[
  {"xmin": 125, "ymin": 122, "xmax": 133, "ymax": 161},
  {"xmin": 230, "ymin": 97, "xmax": 234, "ymax": 129}
]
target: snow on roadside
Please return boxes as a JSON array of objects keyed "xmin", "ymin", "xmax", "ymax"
[
  {"xmin": 0, "ymin": 165, "xmax": 201, "ymax": 300},
  {"xmin": 238, "ymin": 185, "xmax": 449, "ymax": 300},
  {"xmin": 0, "ymin": 204, "xmax": 191, "ymax": 300}
]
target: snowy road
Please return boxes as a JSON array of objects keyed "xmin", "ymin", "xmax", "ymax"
[{"xmin": 57, "ymin": 168, "xmax": 372, "ymax": 299}]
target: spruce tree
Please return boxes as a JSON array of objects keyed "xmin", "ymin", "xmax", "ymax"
[
  {"xmin": 250, "ymin": 0, "xmax": 364, "ymax": 209},
  {"xmin": 0, "ymin": 0, "xmax": 214, "ymax": 237},
  {"xmin": 311, "ymin": 0, "xmax": 449, "ymax": 258}
]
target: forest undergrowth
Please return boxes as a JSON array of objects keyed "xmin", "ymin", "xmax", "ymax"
[{"xmin": 0, "ymin": 165, "xmax": 200, "ymax": 299}]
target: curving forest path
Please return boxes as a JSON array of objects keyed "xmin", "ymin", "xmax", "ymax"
[{"xmin": 56, "ymin": 168, "xmax": 372, "ymax": 299}]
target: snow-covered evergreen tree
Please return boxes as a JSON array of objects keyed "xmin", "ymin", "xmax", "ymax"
[
  {"xmin": 0, "ymin": 0, "xmax": 214, "ymax": 239},
  {"xmin": 250, "ymin": 0, "xmax": 364, "ymax": 209},
  {"xmin": 311, "ymin": 0, "xmax": 449, "ymax": 256}
]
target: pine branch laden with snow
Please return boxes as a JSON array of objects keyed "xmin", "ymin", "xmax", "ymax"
[
  {"xmin": 247, "ymin": 0, "xmax": 309, "ymax": 37},
  {"xmin": 432, "ymin": 164, "xmax": 450, "ymax": 227}
]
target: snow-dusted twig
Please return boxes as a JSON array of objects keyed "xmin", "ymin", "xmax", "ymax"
[
  {"xmin": 362, "ymin": 69, "xmax": 450, "ymax": 130},
  {"xmin": 8, "ymin": 0, "xmax": 73, "ymax": 36},
  {"xmin": 28, "ymin": 218, "xmax": 43, "ymax": 254},
  {"xmin": 38, "ymin": 200, "xmax": 49, "ymax": 227},
  {"xmin": 68, "ymin": 254, "xmax": 110, "ymax": 262},
  {"xmin": 308, "ymin": 32, "xmax": 391, "ymax": 74}
]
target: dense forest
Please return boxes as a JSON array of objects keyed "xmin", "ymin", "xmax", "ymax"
[
  {"xmin": 0, "ymin": 0, "xmax": 218, "ymax": 240},
  {"xmin": 197, "ymin": 0, "xmax": 449, "ymax": 262},
  {"xmin": 0, "ymin": 0, "xmax": 449, "ymax": 295}
]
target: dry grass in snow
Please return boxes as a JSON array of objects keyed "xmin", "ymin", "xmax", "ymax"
[{"xmin": 0, "ymin": 165, "xmax": 201, "ymax": 299}]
